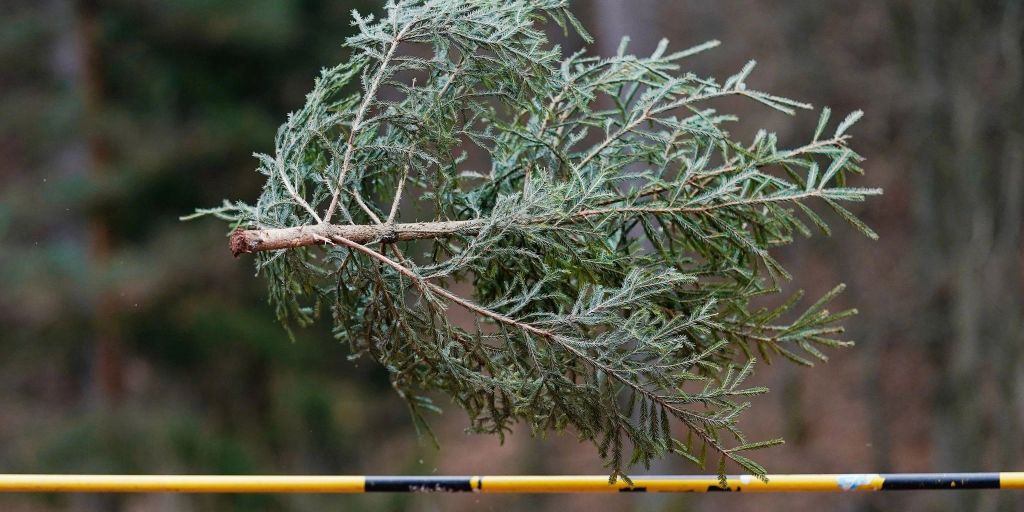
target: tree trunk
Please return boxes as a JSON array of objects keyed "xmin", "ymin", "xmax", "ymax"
[{"xmin": 77, "ymin": 0, "xmax": 123, "ymax": 406}]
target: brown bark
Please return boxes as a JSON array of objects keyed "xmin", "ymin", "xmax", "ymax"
[
  {"xmin": 229, "ymin": 219, "xmax": 484, "ymax": 256},
  {"xmin": 77, "ymin": 0, "xmax": 124, "ymax": 404}
]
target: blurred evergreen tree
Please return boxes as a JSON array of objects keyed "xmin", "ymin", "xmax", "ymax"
[
  {"xmin": 0, "ymin": 1, "xmax": 399, "ymax": 511},
  {"xmin": 890, "ymin": 2, "xmax": 1023, "ymax": 511}
]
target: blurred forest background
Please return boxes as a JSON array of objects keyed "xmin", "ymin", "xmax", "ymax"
[{"xmin": 1, "ymin": 1, "xmax": 1021, "ymax": 511}]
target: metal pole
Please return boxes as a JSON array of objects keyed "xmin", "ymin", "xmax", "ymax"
[{"xmin": 0, "ymin": 473, "xmax": 1022, "ymax": 493}]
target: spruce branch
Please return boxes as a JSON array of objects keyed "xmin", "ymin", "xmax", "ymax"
[{"xmin": 191, "ymin": 0, "xmax": 880, "ymax": 479}]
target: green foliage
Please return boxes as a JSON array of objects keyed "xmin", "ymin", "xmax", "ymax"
[{"xmin": 195, "ymin": 0, "xmax": 879, "ymax": 479}]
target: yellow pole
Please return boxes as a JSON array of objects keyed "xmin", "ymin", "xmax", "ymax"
[
  {"xmin": 0, "ymin": 475, "xmax": 365, "ymax": 493},
  {"xmin": 0, "ymin": 473, "xmax": 1021, "ymax": 493}
]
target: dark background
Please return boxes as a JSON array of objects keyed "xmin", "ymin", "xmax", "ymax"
[{"xmin": 1, "ymin": 1, "xmax": 1021, "ymax": 510}]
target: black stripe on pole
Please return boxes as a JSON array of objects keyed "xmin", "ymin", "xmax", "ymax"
[
  {"xmin": 880, "ymin": 473, "xmax": 1001, "ymax": 490},
  {"xmin": 365, "ymin": 477, "xmax": 474, "ymax": 492}
]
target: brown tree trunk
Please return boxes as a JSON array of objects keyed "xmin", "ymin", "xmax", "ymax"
[{"xmin": 76, "ymin": 0, "xmax": 123, "ymax": 405}]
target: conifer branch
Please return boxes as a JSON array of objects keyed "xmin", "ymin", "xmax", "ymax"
[{"xmin": 194, "ymin": 0, "xmax": 879, "ymax": 479}]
